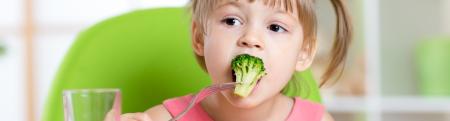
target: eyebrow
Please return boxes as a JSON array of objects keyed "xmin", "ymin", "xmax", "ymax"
[
  {"xmin": 275, "ymin": 9, "xmax": 296, "ymax": 18},
  {"xmin": 215, "ymin": 1, "xmax": 298, "ymax": 21},
  {"xmin": 215, "ymin": 1, "xmax": 241, "ymax": 10}
]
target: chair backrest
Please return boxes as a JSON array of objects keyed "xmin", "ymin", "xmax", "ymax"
[
  {"xmin": 417, "ymin": 37, "xmax": 450, "ymax": 96},
  {"xmin": 41, "ymin": 7, "xmax": 321, "ymax": 121}
]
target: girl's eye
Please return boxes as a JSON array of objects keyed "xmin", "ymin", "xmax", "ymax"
[
  {"xmin": 268, "ymin": 24, "xmax": 287, "ymax": 33},
  {"xmin": 221, "ymin": 17, "xmax": 242, "ymax": 26}
]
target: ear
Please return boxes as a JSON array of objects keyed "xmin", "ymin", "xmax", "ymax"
[
  {"xmin": 191, "ymin": 21, "xmax": 205, "ymax": 56},
  {"xmin": 295, "ymin": 44, "xmax": 317, "ymax": 71}
]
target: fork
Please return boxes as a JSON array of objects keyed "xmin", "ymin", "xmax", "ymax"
[{"xmin": 168, "ymin": 82, "xmax": 237, "ymax": 121}]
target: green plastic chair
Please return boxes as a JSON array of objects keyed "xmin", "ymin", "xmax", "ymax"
[
  {"xmin": 42, "ymin": 7, "xmax": 321, "ymax": 121},
  {"xmin": 417, "ymin": 37, "xmax": 450, "ymax": 96}
]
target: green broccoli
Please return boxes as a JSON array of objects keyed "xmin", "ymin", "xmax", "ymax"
[{"xmin": 231, "ymin": 54, "xmax": 267, "ymax": 97}]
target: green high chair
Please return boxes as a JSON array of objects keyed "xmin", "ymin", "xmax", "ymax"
[{"xmin": 41, "ymin": 7, "xmax": 321, "ymax": 121}]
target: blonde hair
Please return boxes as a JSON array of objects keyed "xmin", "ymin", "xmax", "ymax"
[{"xmin": 188, "ymin": 0, "xmax": 352, "ymax": 87}]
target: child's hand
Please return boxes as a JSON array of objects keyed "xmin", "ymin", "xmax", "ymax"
[
  {"xmin": 104, "ymin": 105, "xmax": 170, "ymax": 121},
  {"xmin": 120, "ymin": 113, "xmax": 153, "ymax": 121},
  {"xmin": 104, "ymin": 110, "xmax": 152, "ymax": 121}
]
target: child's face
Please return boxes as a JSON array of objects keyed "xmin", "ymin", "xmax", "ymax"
[{"xmin": 193, "ymin": 0, "xmax": 311, "ymax": 108}]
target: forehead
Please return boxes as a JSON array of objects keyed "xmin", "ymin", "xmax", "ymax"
[{"xmin": 213, "ymin": 0, "xmax": 297, "ymax": 14}]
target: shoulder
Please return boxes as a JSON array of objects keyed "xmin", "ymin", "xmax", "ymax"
[
  {"xmin": 293, "ymin": 97, "xmax": 324, "ymax": 111},
  {"xmin": 143, "ymin": 95, "xmax": 192, "ymax": 121},
  {"xmin": 292, "ymin": 98, "xmax": 334, "ymax": 121},
  {"xmin": 321, "ymin": 111, "xmax": 334, "ymax": 121},
  {"xmin": 290, "ymin": 97, "xmax": 326, "ymax": 121},
  {"xmin": 144, "ymin": 104, "xmax": 172, "ymax": 121},
  {"xmin": 293, "ymin": 98, "xmax": 333, "ymax": 121}
]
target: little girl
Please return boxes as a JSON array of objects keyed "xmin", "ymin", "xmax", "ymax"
[{"xmin": 120, "ymin": 0, "xmax": 352, "ymax": 120}]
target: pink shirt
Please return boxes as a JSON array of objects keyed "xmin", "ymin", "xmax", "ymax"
[{"xmin": 163, "ymin": 95, "xmax": 324, "ymax": 121}]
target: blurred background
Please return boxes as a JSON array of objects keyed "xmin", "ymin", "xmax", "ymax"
[{"xmin": 0, "ymin": 0, "xmax": 449, "ymax": 121}]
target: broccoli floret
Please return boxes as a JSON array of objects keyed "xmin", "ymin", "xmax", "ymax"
[{"xmin": 231, "ymin": 54, "xmax": 267, "ymax": 97}]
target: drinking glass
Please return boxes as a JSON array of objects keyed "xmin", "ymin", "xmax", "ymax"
[{"xmin": 63, "ymin": 89, "xmax": 121, "ymax": 121}]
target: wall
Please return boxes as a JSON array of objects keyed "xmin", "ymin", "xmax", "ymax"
[
  {"xmin": 380, "ymin": 0, "xmax": 448, "ymax": 95},
  {"xmin": 0, "ymin": 0, "xmax": 189, "ymax": 120}
]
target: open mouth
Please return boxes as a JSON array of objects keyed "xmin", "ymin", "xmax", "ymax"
[{"xmin": 232, "ymin": 70, "xmax": 236, "ymax": 82}]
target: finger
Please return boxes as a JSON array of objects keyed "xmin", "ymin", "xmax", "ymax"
[
  {"xmin": 121, "ymin": 113, "xmax": 138, "ymax": 121},
  {"xmin": 120, "ymin": 117, "xmax": 138, "ymax": 121},
  {"xmin": 121, "ymin": 113, "xmax": 152, "ymax": 121},
  {"xmin": 134, "ymin": 112, "xmax": 152, "ymax": 121},
  {"xmin": 103, "ymin": 109, "xmax": 115, "ymax": 121},
  {"xmin": 121, "ymin": 113, "xmax": 137, "ymax": 119}
]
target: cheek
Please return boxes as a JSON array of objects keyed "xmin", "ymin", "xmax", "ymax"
[
  {"xmin": 265, "ymin": 51, "xmax": 298, "ymax": 89},
  {"xmin": 202, "ymin": 24, "xmax": 242, "ymax": 83},
  {"xmin": 202, "ymin": 36, "xmax": 235, "ymax": 84},
  {"xmin": 264, "ymin": 39, "xmax": 302, "ymax": 87}
]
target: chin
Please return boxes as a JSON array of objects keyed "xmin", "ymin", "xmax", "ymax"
[{"xmin": 220, "ymin": 89, "xmax": 263, "ymax": 109}]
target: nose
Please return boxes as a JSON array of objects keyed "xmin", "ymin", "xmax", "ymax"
[{"xmin": 237, "ymin": 31, "xmax": 264, "ymax": 49}]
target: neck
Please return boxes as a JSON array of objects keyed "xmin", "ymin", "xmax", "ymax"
[{"xmin": 200, "ymin": 93, "xmax": 293, "ymax": 121}]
